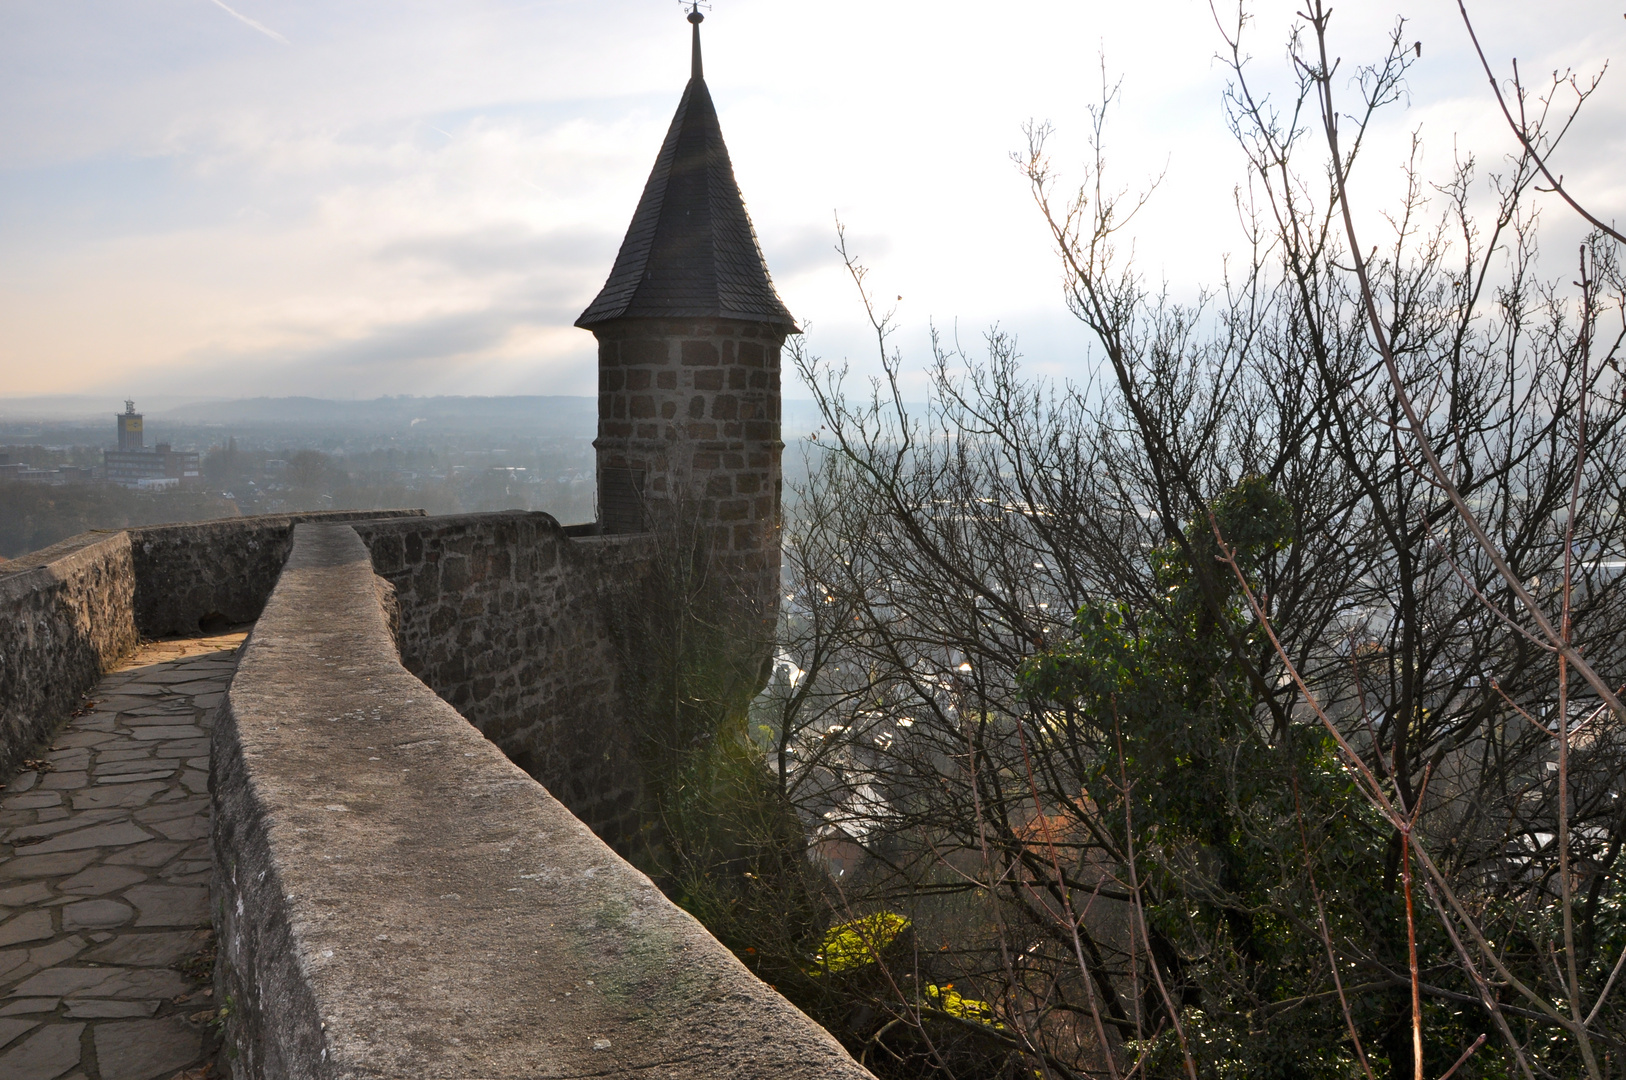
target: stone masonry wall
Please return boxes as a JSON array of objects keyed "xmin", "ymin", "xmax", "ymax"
[
  {"xmin": 592, "ymin": 317, "xmax": 784, "ymax": 599},
  {"xmin": 354, "ymin": 512, "xmax": 656, "ymax": 847},
  {"xmin": 0, "ymin": 510, "xmax": 426, "ymax": 782},
  {"xmin": 0, "ymin": 531, "xmax": 138, "ymax": 780},
  {"xmin": 130, "ymin": 510, "xmax": 424, "ymax": 637}
]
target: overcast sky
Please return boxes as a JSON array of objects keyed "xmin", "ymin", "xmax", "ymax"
[{"xmin": 0, "ymin": 0, "xmax": 1621, "ymax": 409}]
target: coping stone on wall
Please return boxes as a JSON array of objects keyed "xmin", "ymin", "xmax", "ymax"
[{"xmin": 212, "ymin": 522, "xmax": 872, "ymax": 1079}]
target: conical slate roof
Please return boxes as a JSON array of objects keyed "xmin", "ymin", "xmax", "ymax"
[{"xmin": 576, "ymin": 17, "xmax": 796, "ymax": 331}]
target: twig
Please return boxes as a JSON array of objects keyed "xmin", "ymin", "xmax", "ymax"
[{"xmin": 1455, "ymin": 1, "xmax": 1624, "ymax": 245}]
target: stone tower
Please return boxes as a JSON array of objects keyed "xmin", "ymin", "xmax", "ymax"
[{"xmin": 577, "ymin": 8, "xmax": 795, "ymax": 605}]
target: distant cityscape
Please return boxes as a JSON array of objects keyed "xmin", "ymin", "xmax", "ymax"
[
  {"xmin": 1, "ymin": 398, "xmax": 586, "ymax": 500},
  {"xmin": 0, "ymin": 394, "xmax": 827, "ymax": 559},
  {"xmin": 0, "ymin": 396, "xmax": 603, "ymax": 558}
]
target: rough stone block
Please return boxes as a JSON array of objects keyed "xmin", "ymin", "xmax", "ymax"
[
  {"xmin": 0, "ymin": 910, "xmax": 54, "ymax": 948},
  {"xmin": 623, "ymin": 338, "xmax": 668, "ymax": 365},
  {"xmin": 93, "ymin": 1017, "xmax": 201, "ymax": 1080},
  {"xmin": 62, "ymin": 899, "xmax": 134, "ymax": 930},
  {"xmin": 0, "ymin": 1022, "xmax": 83, "ymax": 1079},
  {"xmin": 681, "ymin": 340, "xmax": 720, "ymax": 366}
]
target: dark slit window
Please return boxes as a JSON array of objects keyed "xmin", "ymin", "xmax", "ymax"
[{"xmin": 601, "ymin": 468, "xmax": 645, "ymax": 533}]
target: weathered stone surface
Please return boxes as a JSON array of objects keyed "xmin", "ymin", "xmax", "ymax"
[
  {"xmin": 12, "ymin": 965, "xmax": 190, "ymax": 1000},
  {"xmin": 6, "ymin": 503, "xmax": 842, "ymax": 1075},
  {"xmin": 71, "ymin": 784, "xmax": 166, "ymax": 811},
  {"xmin": 3, "ymin": 794, "xmax": 62, "ymax": 810},
  {"xmin": 0, "ymin": 910, "xmax": 54, "ymax": 948},
  {"xmin": 129, "ymin": 801, "xmax": 203, "ymax": 825},
  {"xmin": 61, "ymin": 899, "xmax": 133, "ymax": 930},
  {"xmin": 123, "ymin": 885, "xmax": 206, "ymax": 927},
  {"xmin": 0, "ymin": 851, "xmax": 100, "ymax": 880},
  {"xmin": 0, "ymin": 637, "xmax": 233, "ymax": 1080},
  {"xmin": 93, "ymin": 1017, "xmax": 201, "ymax": 1080},
  {"xmin": 588, "ymin": 318, "xmax": 785, "ymax": 601},
  {"xmin": 4, "ymin": 809, "xmax": 122, "ymax": 839},
  {"xmin": 64, "ymin": 999, "xmax": 157, "ymax": 1018},
  {"xmin": 0, "ymin": 884, "xmax": 53, "ymax": 904},
  {"xmin": 1, "ymin": 510, "xmax": 425, "ymax": 786},
  {"xmin": 27, "ymin": 937, "xmax": 86, "ymax": 969},
  {"xmin": 0, "ymin": 531, "xmax": 137, "ymax": 784},
  {"xmin": 58, "ymin": 866, "xmax": 146, "ymax": 896},
  {"xmin": 355, "ymin": 513, "xmax": 655, "ymax": 844},
  {"xmin": 151, "ymin": 743, "xmax": 208, "ymax": 759},
  {"xmin": 214, "ymin": 523, "xmax": 868, "ymax": 1079},
  {"xmin": 122, "ymin": 729, "xmax": 196, "ymax": 744},
  {"xmin": 0, "ymin": 1016, "xmax": 39, "ymax": 1046},
  {"xmin": 93, "ymin": 758, "xmax": 178, "ymax": 775},
  {"xmin": 0, "ymin": 948, "xmax": 33, "ymax": 981},
  {"xmin": 24, "ymin": 823, "xmax": 152, "ymax": 855},
  {"xmin": 82, "ymin": 931, "xmax": 204, "ymax": 968},
  {"xmin": 128, "ymin": 510, "xmax": 425, "ymax": 638},
  {"xmin": 0, "ymin": 1022, "xmax": 83, "ymax": 1080},
  {"xmin": 39, "ymin": 772, "xmax": 89, "ymax": 790}
]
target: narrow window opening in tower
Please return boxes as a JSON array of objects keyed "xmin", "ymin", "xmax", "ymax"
[{"xmin": 601, "ymin": 468, "xmax": 646, "ymax": 534}]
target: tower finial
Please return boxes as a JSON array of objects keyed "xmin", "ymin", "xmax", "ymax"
[{"xmin": 688, "ymin": 3, "xmax": 703, "ymax": 80}]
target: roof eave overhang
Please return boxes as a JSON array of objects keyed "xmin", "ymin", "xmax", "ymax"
[{"xmin": 575, "ymin": 310, "xmax": 800, "ymax": 334}]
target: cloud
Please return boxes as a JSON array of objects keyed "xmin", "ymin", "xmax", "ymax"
[
  {"xmin": 378, "ymin": 226, "xmax": 617, "ymax": 278},
  {"xmin": 761, "ymin": 223, "xmax": 890, "ymax": 281},
  {"xmin": 205, "ymin": 0, "xmax": 290, "ymax": 46},
  {"xmin": 294, "ymin": 303, "xmax": 553, "ymax": 370},
  {"xmin": 146, "ymin": 283, "xmax": 599, "ymax": 398},
  {"xmin": 1, "ymin": 0, "xmax": 1621, "ymax": 404}
]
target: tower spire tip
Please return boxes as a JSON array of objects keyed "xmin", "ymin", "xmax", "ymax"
[{"xmin": 687, "ymin": 2, "xmax": 703, "ymax": 80}]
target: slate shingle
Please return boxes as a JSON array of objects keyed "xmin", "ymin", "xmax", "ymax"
[{"xmin": 576, "ymin": 56, "xmax": 796, "ymax": 331}]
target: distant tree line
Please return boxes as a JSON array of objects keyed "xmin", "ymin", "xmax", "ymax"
[{"xmin": 0, "ymin": 483, "xmax": 242, "ymax": 559}]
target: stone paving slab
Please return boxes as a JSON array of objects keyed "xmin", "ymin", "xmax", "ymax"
[{"xmin": 0, "ymin": 633, "xmax": 242, "ymax": 1080}]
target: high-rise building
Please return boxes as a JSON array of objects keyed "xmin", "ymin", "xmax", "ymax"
[
  {"xmin": 104, "ymin": 401, "xmax": 199, "ymax": 488},
  {"xmin": 116, "ymin": 399, "xmax": 144, "ymax": 452}
]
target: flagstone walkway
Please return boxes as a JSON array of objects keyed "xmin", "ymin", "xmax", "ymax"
[{"xmin": 0, "ymin": 631, "xmax": 245, "ymax": 1080}]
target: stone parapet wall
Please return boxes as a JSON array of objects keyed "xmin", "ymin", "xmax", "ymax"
[
  {"xmin": 0, "ymin": 510, "xmax": 426, "ymax": 782},
  {"xmin": 131, "ymin": 510, "xmax": 425, "ymax": 637},
  {"xmin": 213, "ymin": 522, "xmax": 870, "ymax": 1079},
  {"xmin": 353, "ymin": 511, "xmax": 654, "ymax": 846},
  {"xmin": 0, "ymin": 531, "xmax": 138, "ymax": 780}
]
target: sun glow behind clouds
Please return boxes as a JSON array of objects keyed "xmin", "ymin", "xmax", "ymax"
[{"xmin": 0, "ymin": 0, "xmax": 1620, "ymax": 403}]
